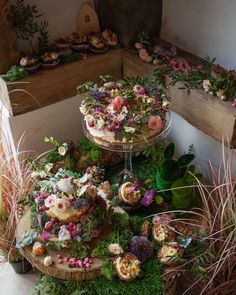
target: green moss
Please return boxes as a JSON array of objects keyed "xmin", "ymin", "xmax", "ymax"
[{"xmin": 34, "ymin": 259, "xmax": 164, "ymax": 295}]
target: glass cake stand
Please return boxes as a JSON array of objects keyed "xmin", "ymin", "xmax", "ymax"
[{"xmin": 82, "ymin": 112, "xmax": 172, "ymax": 182}]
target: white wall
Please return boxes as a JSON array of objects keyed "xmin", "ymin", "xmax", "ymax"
[
  {"xmin": 161, "ymin": 0, "xmax": 236, "ymax": 173},
  {"xmin": 10, "ymin": 0, "xmax": 94, "ymax": 51},
  {"xmin": 162, "ymin": 0, "xmax": 236, "ymax": 70}
]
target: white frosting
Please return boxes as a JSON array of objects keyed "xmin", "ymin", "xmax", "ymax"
[{"xmin": 86, "ymin": 122, "xmax": 115, "ymax": 142}]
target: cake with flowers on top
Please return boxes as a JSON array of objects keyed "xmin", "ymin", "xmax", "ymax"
[{"xmin": 79, "ymin": 78, "xmax": 170, "ymax": 144}]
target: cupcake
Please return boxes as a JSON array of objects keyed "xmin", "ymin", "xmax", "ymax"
[
  {"xmin": 19, "ymin": 56, "xmax": 40, "ymax": 73},
  {"xmin": 118, "ymin": 182, "xmax": 142, "ymax": 205},
  {"xmin": 158, "ymin": 242, "xmax": 182, "ymax": 265},
  {"xmin": 152, "ymin": 223, "xmax": 176, "ymax": 245},
  {"xmin": 114, "ymin": 253, "xmax": 141, "ymax": 281}
]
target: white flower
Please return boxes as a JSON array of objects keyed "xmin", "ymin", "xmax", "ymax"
[
  {"xmin": 147, "ymin": 97, "xmax": 155, "ymax": 104},
  {"xmin": 58, "ymin": 225, "xmax": 71, "ymax": 241},
  {"xmin": 121, "ymin": 106, "xmax": 128, "ymax": 114},
  {"xmin": 51, "ymin": 52, "xmax": 59, "ymax": 60},
  {"xmin": 57, "ymin": 178, "xmax": 75, "ymax": 194},
  {"xmin": 203, "ymin": 79, "xmax": 211, "ymax": 93},
  {"xmin": 58, "ymin": 143, "xmax": 68, "ymax": 156},
  {"xmin": 108, "ymin": 243, "xmax": 124, "ymax": 255},
  {"xmin": 45, "ymin": 163, "xmax": 53, "ymax": 172},
  {"xmin": 44, "ymin": 256, "xmax": 53, "ymax": 266},
  {"xmin": 97, "ymin": 119, "xmax": 105, "ymax": 129},
  {"xmin": 124, "ymin": 126, "xmax": 136, "ymax": 134},
  {"xmin": 20, "ymin": 57, "xmax": 28, "ymax": 67},
  {"xmin": 79, "ymin": 184, "xmax": 89, "ymax": 196},
  {"xmin": 80, "ymin": 105, "xmax": 87, "ymax": 115},
  {"xmin": 45, "ymin": 194, "xmax": 58, "ymax": 208},
  {"xmin": 79, "ymin": 173, "xmax": 92, "ymax": 184}
]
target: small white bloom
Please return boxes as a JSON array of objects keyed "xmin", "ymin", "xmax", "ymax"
[
  {"xmin": 124, "ymin": 126, "xmax": 136, "ymax": 134},
  {"xmin": 44, "ymin": 256, "xmax": 53, "ymax": 266},
  {"xmin": 58, "ymin": 225, "xmax": 71, "ymax": 241},
  {"xmin": 58, "ymin": 144, "xmax": 68, "ymax": 156},
  {"xmin": 45, "ymin": 163, "xmax": 53, "ymax": 172},
  {"xmin": 51, "ymin": 52, "xmax": 59, "ymax": 60},
  {"xmin": 79, "ymin": 184, "xmax": 89, "ymax": 196},
  {"xmin": 20, "ymin": 57, "xmax": 28, "ymax": 67},
  {"xmin": 80, "ymin": 105, "xmax": 87, "ymax": 115},
  {"xmin": 108, "ymin": 243, "xmax": 124, "ymax": 255},
  {"xmin": 57, "ymin": 178, "xmax": 75, "ymax": 194},
  {"xmin": 97, "ymin": 119, "xmax": 105, "ymax": 129},
  {"xmin": 147, "ymin": 97, "xmax": 155, "ymax": 104}
]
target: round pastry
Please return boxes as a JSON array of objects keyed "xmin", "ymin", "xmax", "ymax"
[
  {"xmin": 41, "ymin": 52, "xmax": 60, "ymax": 69},
  {"xmin": 89, "ymin": 34, "xmax": 108, "ymax": 53},
  {"xmin": 158, "ymin": 242, "xmax": 182, "ymax": 265},
  {"xmin": 55, "ymin": 38, "xmax": 70, "ymax": 49},
  {"xmin": 152, "ymin": 224, "xmax": 176, "ymax": 245},
  {"xmin": 114, "ymin": 253, "xmax": 141, "ymax": 281},
  {"xmin": 80, "ymin": 81, "xmax": 168, "ymax": 144},
  {"xmin": 70, "ymin": 32, "xmax": 89, "ymax": 52},
  {"xmin": 102, "ymin": 29, "xmax": 118, "ymax": 46},
  {"xmin": 119, "ymin": 182, "xmax": 141, "ymax": 205},
  {"xmin": 19, "ymin": 56, "xmax": 40, "ymax": 73}
]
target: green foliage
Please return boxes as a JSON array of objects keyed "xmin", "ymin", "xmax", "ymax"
[
  {"xmin": 34, "ymin": 258, "xmax": 164, "ymax": 295},
  {"xmin": 9, "ymin": 0, "xmax": 49, "ymax": 55},
  {"xmin": 44, "ymin": 136, "xmax": 60, "ymax": 147},
  {"xmin": 1, "ymin": 65, "xmax": 28, "ymax": 82},
  {"xmin": 61, "ymin": 53, "xmax": 82, "ymax": 64},
  {"xmin": 100, "ymin": 258, "xmax": 115, "ymax": 280},
  {"xmin": 92, "ymin": 213, "xmax": 132, "ymax": 258},
  {"xmin": 156, "ymin": 143, "xmax": 200, "ymax": 207},
  {"xmin": 78, "ymin": 138, "xmax": 102, "ymax": 164},
  {"xmin": 129, "ymin": 215, "xmax": 144, "ymax": 234},
  {"xmin": 69, "ymin": 243, "xmax": 89, "ymax": 260},
  {"xmin": 135, "ymin": 142, "xmax": 165, "ymax": 164},
  {"xmin": 77, "ymin": 81, "xmax": 95, "ymax": 94}
]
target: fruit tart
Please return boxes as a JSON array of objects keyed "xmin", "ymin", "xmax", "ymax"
[
  {"xmin": 70, "ymin": 32, "xmax": 89, "ymax": 52},
  {"xmin": 102, "ymin": 29, "xmax": 118, "ymax": 47},
  {"xmin": 41, "ymin": 52, "xmax": 60, "ymax": 69},
  {"xmin": 89, "ymin": 34, "xmax": 108, "ymax": 53},
  {"xmin": 158, "ymin": 242, "xmax": 183, "ymax": 265},
  {"xmin": 19, "ymin": 56, "xmax": 40, "ymax": 73}
]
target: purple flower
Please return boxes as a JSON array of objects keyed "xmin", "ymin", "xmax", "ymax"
[
  {"xmin": 95, "ymin": 107, "xmax": 102, "ymax": 113},
  {"xmin": 39, "ymin": 232, "xmax": 52, "ymax": 240},
  {"xmin": 91, "ymin": 85, "xmax": 101, "ymax": 100},
  {"xmin": 130, "ymin": 183, "xmax": 139, "ymax": 192},
  {"xmin": 140, "ymin": 190, "xmax": 155, "ymax": 207}
]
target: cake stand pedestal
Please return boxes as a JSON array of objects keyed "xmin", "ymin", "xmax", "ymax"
[{"xmin": 83, "ymin": 112, "xmax": 172, "ymax": 183}]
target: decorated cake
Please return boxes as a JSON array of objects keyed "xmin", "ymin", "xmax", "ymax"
[
  {"xmin": 30, "ymin": 166, "xmax": 109, "ymax": 243},
  {"xmin": 80, "ymin": 79, "xmax": 169, "ymax": 144}
]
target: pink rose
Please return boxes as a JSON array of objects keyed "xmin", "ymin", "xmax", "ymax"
[
  {"xmin": 112, "ymin": 96, "xmax": 127, "ymax": 111},
  {"xmin": 133, "ymin": 84, "xmax": 147, "ymax": 95},
  {"xmin": 148, "ymin": 116, "xmax": 163, "ymax": 131},
  {"xmin": 139, "ymin": 48, "xmax": 149, "ymax": 61}
]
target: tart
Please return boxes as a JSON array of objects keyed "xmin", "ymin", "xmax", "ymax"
[
  {"xmin": 19, "ymin": 56, "xmax": 40, "ymax": 73},
  {"xmin": 158, "ymin": 242, "xmax": 182, "ymax": 265},
  {"xmin": 114, "ymin": 253, "xmax": 141, "ymax": 281},
  {"xmin": 118, "ymin": 182, "xmax": 141, "ymax": 205},
  {"xmin": 102, "ymin": 29, "xmax": 118, "ymax": 47},
  {"xmin": 55, "ymin": 38, "xmax": 70, "ymax": 49},
  {"xmin": 152, "ymin": 223, "xmax": 176, "ymax": 245},
  {"xmin": 89, "ymin": 34, "xmax": 108, "ymax": 53},
  {"xmin": 41, "ymin": 52, "xmax": 60, "ymax": 69},
  {"xmin": 70, "ymin": 32, "xmax": 89, "ymax": 52}
]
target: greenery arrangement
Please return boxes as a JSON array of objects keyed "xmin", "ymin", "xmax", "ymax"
[
  {"xmin": 9, "ymin": 0, "xmax": 49, "ymax": 55},
  {"xmin": 0, "ymin": 126, "xmax": 33, "ymax": 264},
  {"xmin": 156, "ymin": 143, "xmax": 202, "ymax": 208},
  {"xmin": 1, "ymin": 65, "xmax": 29, "ymax": 82}
]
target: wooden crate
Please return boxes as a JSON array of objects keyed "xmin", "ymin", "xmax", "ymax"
[
  {"xmin": 7, "ymin": 49, "xmax": 124, "ymax": 116},
  {"xmin": 123, "ymin": 50, "xmax": 236, "ymax": 148}
]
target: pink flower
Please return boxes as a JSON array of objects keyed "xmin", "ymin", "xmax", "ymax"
[
  {"xmin": 135, "ymin": 42, "xmax": 143, "ymax": 50},
  {"xmin": 203, "ymin": 80, "xmax": 211, "ymax": 93},
  {"xmin": 148, "ymin": 116, "xmax": 163, "ymax": 131},
  {"xmin": 44, "ymin": 194, "xmax": 57, "ymax": 208},
  {"xmin": 112, "ymin": 97, "xmax": 127, "ymax": 111},
  {"xmin": 152, "ymin": 214, "xmax": 171, "ymax": 225},
  {"xmin": 39, "ymin": 232, "xmax": 52, "ymax": 240},
  {"xmin": 55, "ymin": 198, "xmax": 70, "ymax": 212},
  {"xmin": 139, "ymin": 48, "xmax": 149, "ymax": 61},
  {"xmin": 67, "ymin": 223, "xmax": 78, "ymax": 237},
  {"xmin": 133, "ymin": 84, "xmax": 147, "ymax": 95}
]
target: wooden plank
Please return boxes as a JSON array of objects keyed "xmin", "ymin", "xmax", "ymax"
[
  {"xmin": 8, "ymin": 49, "xmax": 123, "ymax": 116},
  {"xmin": 123, "ymin": 50, "xmax": 236, "ymax": 147}
]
